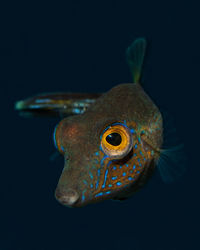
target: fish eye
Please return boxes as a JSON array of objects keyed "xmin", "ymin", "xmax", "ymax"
[{"xmin": 100, "ymin": 123, "xmax": 133, "ymax": 159}]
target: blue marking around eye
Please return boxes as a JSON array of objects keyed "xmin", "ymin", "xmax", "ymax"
[
  {"xmin": 122, "ymin": 172, "xmax": 126, "ymax": 176},
  {"xmin": 61, "ymin": 145, "xmax": 65, "ymax": 152},
  {"xmin": 112, "ymin": 176, "xmax": 117, "ymax": 180},
  {"xmin": 116, "ymin": 182, "xmax": 122, "ymax": 186},
  {"xmin": 102, "ymin": 169, "xmax": 109, "ymax": 188}
]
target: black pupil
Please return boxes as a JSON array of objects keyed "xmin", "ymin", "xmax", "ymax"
[{"xmin": 106, "ymin": 133, "xmax": 122, "ymax": 146}]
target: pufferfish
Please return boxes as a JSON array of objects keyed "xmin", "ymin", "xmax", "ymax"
[{"xmin": 15, "ymin": 38, "xmax": 185, "ymax": 207}]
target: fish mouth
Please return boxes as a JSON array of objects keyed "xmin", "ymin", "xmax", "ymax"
[{"xmin": 55, "ymin": 187, "xmax": 80, "ymax": 207}]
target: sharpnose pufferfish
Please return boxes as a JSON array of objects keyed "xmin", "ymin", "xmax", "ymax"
[{"xmin": 15, "ymin": 38, "xmax": 185, "ymax": 207}]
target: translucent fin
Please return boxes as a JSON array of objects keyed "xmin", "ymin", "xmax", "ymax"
[
  {"xmin": 126, "ymin": 38, "xmax": 147, "ymax": 83},
  {"xmin": 157, "ymin": 145, "xmax": 187, "ymax": 183},
  {"xmin": 15, "ymin": 92, "xmax": 101, "ymax": 117},
  {"xmin": 157, "ymin": 110, "xmax": 187, "ymax": 183}
]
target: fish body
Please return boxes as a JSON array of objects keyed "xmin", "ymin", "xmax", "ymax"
[
  {"xmin": 15, "ymin": 38, "xmax": 185, "ymax": 207},
  {"xmin": 54, "ymin": 82, "xmax": 163, "ymax": 207}
]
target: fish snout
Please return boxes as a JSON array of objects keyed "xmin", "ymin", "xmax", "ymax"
[{"xmin": 55, "ymin": 187, "xmax": 79, "ymax": 206}]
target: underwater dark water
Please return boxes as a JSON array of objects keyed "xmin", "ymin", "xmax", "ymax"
[{"xmin": 1, "ymin": 1, "xmax": 199, "ymax": 250}]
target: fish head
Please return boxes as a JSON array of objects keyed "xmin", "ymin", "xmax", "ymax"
[{"xmin": 54, "ymin": 83, "xmax": 163, "ymax": 207}]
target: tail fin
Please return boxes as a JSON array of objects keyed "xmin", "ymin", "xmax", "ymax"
[{"xmin": 126, "ymin": 38, "xmax": 147, "ymax": 83}]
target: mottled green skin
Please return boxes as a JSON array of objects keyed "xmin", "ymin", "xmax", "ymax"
[{"xmin": 55, "ymin": 83, "xmax": 163, "ymax": 207}]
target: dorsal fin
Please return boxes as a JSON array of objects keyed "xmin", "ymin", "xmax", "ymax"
[{"xmin": 126, "ymin": 38, "xmax": 147, "ymax": 83}]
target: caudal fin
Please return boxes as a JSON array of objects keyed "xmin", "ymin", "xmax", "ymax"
[{"xmin": 126, "ymin": 38, "xmax": 147, "ymax": 83}]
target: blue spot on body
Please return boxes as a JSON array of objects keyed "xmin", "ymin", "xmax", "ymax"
[
  {"xmin": 130, "ymin": 128, "xmax": 135, "ymax": 134},
  {"xmin": 96, "ymin": 169, "xmax": 101, "ymax": 189},
  {"xmin": 133, "ymin": 165, "xmax": 136, "ymax": 169},
  {"xmin": 101, "ymin": 155, "xmax": 108, "ymax": 166},
  {"xmin": 90, "ymin": 184, "xmax": 93, "ymax": 188},
  {"xmin": 83, "ymin": 180, "xmax": 88, "ymax": 185},
  {"xmin": 122, "ymin": 172, "xmax": 126, "ymax": 176},
  {"xmin": 105, "ymin": 191, "xmax": 111, "ymax": 194},
  {"xmin": 119, "ymin": 166, "xmax": 122, "ymax": 169},
  {"xmin": 95, "ymin": 152, "xmax": 99, "ymax": 156},
  {"xmin": 102, "ymin": 169, "xmax": 109, "ymax": 188},
  {"xmin": 128, "ymin": 177, "xmax": 133, "ymax": 181},
  {"xmin": 135, "ymin": 144, "xmax": 138, "ymax": 149},
  {"xmin": 72, "ymin": 108, "xmax": 82, "ymax": 114},
  {"xmin": 116, "ymin": 182, "xmax": 122, "ymax": 186},
  {"xmin": 89, "ymin": 172, "xmax": 93, "ymax": 179},
  {"xmin": 112, "ymin": 176, "xmax": 117, "ymax": 180},
  {"xmin": 113, "ymin": 166, "xmax": 117, "ymax": 170},
  {"xmin": 82, "ymin": 190, "xmax": 86, "ymax": 202},
  {"xmin": 137, "ymin": 171, "xmax": 140, "ymax": 174},
  {"xmin": 108, "ymin": 184, "xmax": 112, "ymax": 187},
  {"xmin": 125, "ymin": 163, "xmax": 129, "ymax": 167},
  {"xmin": 95, "ymin": 192, "xmax": 103, "ymax": 197}
]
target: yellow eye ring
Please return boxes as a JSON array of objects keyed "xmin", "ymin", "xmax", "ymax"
[{"xmin": 100, "ymin": 123, "xmax": 133, "ymax": 159}]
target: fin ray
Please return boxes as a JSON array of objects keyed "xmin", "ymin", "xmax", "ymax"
[{"xmin": 157, "ymin": 144, "xmax": 187, "ymax": 183}]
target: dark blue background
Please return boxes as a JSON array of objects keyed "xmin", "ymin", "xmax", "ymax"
[{"xmin": 1, "ymin": 1, "xmax": 199, "ymax": 250}]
